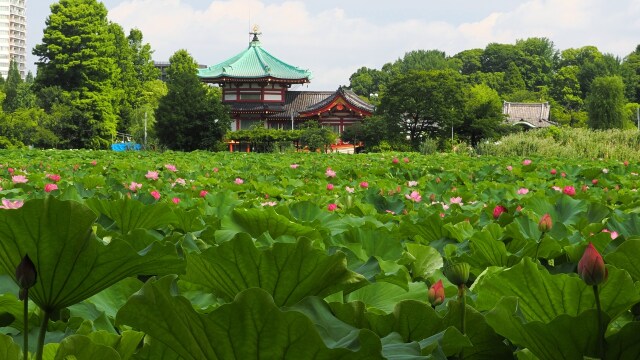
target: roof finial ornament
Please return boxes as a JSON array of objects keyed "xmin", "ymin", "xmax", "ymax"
[{"xmin": 250, "ymin": 24, "xmax": 262, "ymax": 42}]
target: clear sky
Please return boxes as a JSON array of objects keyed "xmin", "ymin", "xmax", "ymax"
[{"xmin": 30, "ymin": 0, "xmax": 640, "ymax": 90}]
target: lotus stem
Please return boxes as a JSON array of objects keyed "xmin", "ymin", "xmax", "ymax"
[
  {"xmin": 22, "ymin": 290, "xmax": 28, "ymax": 360},
  {"xmin": 35, "ymin": 310, "xmax": 50, "ymax": 360},
  {"xmin": 593, "ymin": 285, "xmax": 606, "ymax": 360},
  {"xmin": 534, "ymin": 232, "xmax": 544, "ymax": 260},
  {"xmin": 458, "ymin": 284, "xmax": 466, "ymax": 360}
]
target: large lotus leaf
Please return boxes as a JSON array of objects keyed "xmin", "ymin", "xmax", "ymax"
[
  {"xmin": 346, "ymin": 282, "xmax": 428, "ymax": 313},
  {"xmin": 606, "ymin": 321, "xmax": 640, "ymax": 359},
  {"xmin": 86, "ymin": 197, "xmax": 177, "ymax": 234},
  {"xmin": 0, "ymin": 198, "xmax": 185, "ymax": 312},
  {"xmin": 83, "ymin": 330, "xmax": 144, "ymax": 360},
  {"xmin": 461, "ymin": 223, "xmax": 511, "ymax": 268},
  {"xmin": 203, "ymin": 190, "xmax": 242, "ymax": 218},
  {"xmin": 130, "ymin": 337, "xmax": 181, "ymax": 360},
  {"xmin": 474, "ymin": 257, "xmax": 640, "ymax": 322},
  {"xmin": 605, "ymin": 239, "xmax": 640, "ymax": 281},
  {"xmin": 333, "ymin": 223, "xmax": 403, "ymax": 261},
  {"xmin": 443, "ymin": 221, "xmax": 476, "ymax": 243},
  {"xmin": 0, "ymin": 333, "xmax": 20, "ymax": 360},
  {"xmin": 607, "ymin": 211, "xmax": 640, "ymax": 237},
  {"xmin": 85, "ymin": 277, "xmax": 144, "ymax": 320},
  {"xmin": 116, "ymin": 275, "xmax": 384, "ymax": 360},
  {"xmin": 216, "ymin": 207, "xmax": 321, "ymax": 243},
  {"xmin": 524, "ymin": 194, "xmax": 587, "ymax": 226},
  {"xmin": 484, "ymin": 297, "xmax": 604, "ymax": 360},
  {"xmin": 399, "ymin": 213, "xmax": 449, "ymax": 244},
  {"xmin": 402, "ymin": 243, "xmax": 443, "ymax": 280},
  {"xmin": 0, "ymin": 294, "xmax": 24, "ymax": 331},
  {"xmin": 51, "ymin": 335, "xmax": 121, "ymax": 360},
  {"xmin": 183, "ymin": 236, "xmax": 366, "ymax": 306},
  {"xmin": 286, "ymin": 201, "xmax": 349, "ymax": 236}
]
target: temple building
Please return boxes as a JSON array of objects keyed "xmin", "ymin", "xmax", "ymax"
[
  {"xmin": 502, "ymin": 101, "xmax": 554, "ymax": 128},
  {"xmin": 198, "ymin": 27, "xmax": 374, "ymax": 134}
]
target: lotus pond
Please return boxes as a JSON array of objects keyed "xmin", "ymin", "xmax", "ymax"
[{"xmin": 0, "ymin": 150, "xmax": 639, "ymax": 359}]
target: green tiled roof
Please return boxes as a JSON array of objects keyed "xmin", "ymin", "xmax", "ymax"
[{"xmin": 198, "ymin": 37, "xmax": 312, "ymax": 82}]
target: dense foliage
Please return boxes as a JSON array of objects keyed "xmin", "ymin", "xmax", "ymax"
[{"xmin": 0, "ymin": 150, "xmax": 638, "ymax": 358}]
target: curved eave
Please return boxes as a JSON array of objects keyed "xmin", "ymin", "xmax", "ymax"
[
  {"xmin": 199, "ymin": 75, "xmax": 310, "ymax": 84},
  {"xmin": 299, "ymin": 98, "xmax": 374, "ymax": 118}
]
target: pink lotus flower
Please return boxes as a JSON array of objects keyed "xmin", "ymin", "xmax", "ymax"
[
  {"xmin": 261, "ymin": 201, "xmax": 278, "ymax": 207},
  {"xmin": 407, "ymin": 181, "xmax": 418, "ymax": 187},
  {"xmin": 290, "ymin": 164, "xmax": 299, "ymax": 169},
  {"xmin": 44, "ymin": 183, "xmax": 58, "ymax": 193},
  {"xmin": 392, "ymin": 157, "xmax": 399, "ymax": 164},
  {"xmin": 150, "ymin": 190, "xmax": 161, "ymax": 200},
  {"xmin": 592, "ymin": 179, "xmax": 598, "ymax": 185},
  {"xmin": 517, "ymin": 188, "xmax": 529, "ymax": 195},
  {"xmin": 234, "ymin": 178, "xmax": 244, "ymax": 185},
  {"xmin": 578, "ymin": 242, "xmax": 608, "ymax": 285},
  {"xmin": 90, "ymin": 160, "xmax": 97, "ymax": 166},
  {"xmin": 601, "ymin": 229, "xmax": 619, "ymax": 239},
  {"xmin": 563, "ymin": 186, "xmax": 576, "ymax": 196},
  {"xmin": 427, "ymin": 279, "xmax": 445, "ymax": 306},
  {"xmin": 360, "ymin": 181, "xmax": 368, "ymax": 188},
  {"xmin": 145, "ymin": 171, "xmax": 159, "ymax": 180},
  {"xmin": 405, "ymin": 191, "xmax": 422, "ymax": 202},
  {"xmin": 199, "ymin": 190, "xmax": 208, "ymax": 198},
  {"xmin": 522, "ymin": 159, "xmax": 532, "ymax": 166},
  {"xmin": 128, "ymin": 182, "xmax": 142, "ymax": 192},
  {"xmin": 0, "ymin": 199, "xmax": 23, "ymax": 209},
  {"xmin": 403, "ymin": 157, "xmax": 410, "ymax": 163},
  {"xmin": 493, "ymin": 205, "xmax": 507, "ymax": 219},
  {"xmin": 327, "ymin": 203, "xmax": 338, "ymax": 211},
  {"xmin": 538, "ymin": 213, "xmax": 553, "ymax": 232},
  {"xmin": 561, "ymin": 172, "xmax": 566, "ymax": 178},
  {"xmin": 165, "ymin": 164, "xmax": 177, "ymax": 172},
  {"xmin": 47, "ymin": 174, "xmax": 61, "ymax": 182},
  {"xmin": 172, "ymin": 197, "xmax": 181, "ymax": 204},
  {"xmin": 325, "ymin": 168, "xmax": 336, "ymax": 178},
  {"xmin": 12, "ymin": 175, "xmax": 27, "ymax": 184},
  {"xmin": 450, "ymin": 197, "xmax": 463, "ymax": 205},
  {"xmin": 506, "ymin": 165, "xmax": 513, "ymax": 171},
  {"xmin": 213, "ymin": 167, "xmax": 219, "ymax": 173},
  {"xmin": 624, "ymin": 160, "xmax": 629, "ymax": 167},
  {"xmin": 173, "ymin": 178, "xmax": 186, "ymax": 187},
  {"xmin": 550, "ymin": 168, "xmax": 557, "ymax": 175},
  {"xmin": 326, "ymin": 183, "xmax": 334, "ymax": 190},
  {"xmin": 345, "ymin": 186, "xmax": 354, "ymax": 193},
  {"xmin": 7, "ymin": 167, "xmax": 14, "ymax": 174},
  {"xmin": 552, "ymin": 186, "xmax": 562, "ymax": 192}
]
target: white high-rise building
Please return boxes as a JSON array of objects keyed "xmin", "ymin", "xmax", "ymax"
[{"xmin": 0, "ymin": 0, "xmax": 25, "ymax": 79}]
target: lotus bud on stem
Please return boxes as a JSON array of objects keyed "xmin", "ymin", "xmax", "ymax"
[
  {"xmin": 444, "ymin": 262, "xmax": 470, "ymax": 360},
  {"xmin": 16, "ymin": 255, "xmax": 37, "ymax": 360},
  {"xmin": 535, "ymin": 213, "xmax": 552, "ymax": 260},
  {"xmin": 578, "ymin": 242, "xmax": 608, "ymax": 359}
]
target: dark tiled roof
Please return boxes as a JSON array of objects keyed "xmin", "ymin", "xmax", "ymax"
[
  {"xmin": 230, "ymin": 103, "xmax": 285, "ymax": 113},
  {"xmin": 267, "ymin": 91, "xmax": 333, "ymax": 119},
  {"xmin": 303, "ymin": 87, "xmax": 375, "ymax": 114},
  {"xmin": 502, "ymin": 101, "xmax": 555, "ymax": 128}
]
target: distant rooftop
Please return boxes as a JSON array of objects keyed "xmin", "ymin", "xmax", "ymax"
[{"xmin": 502, "ymin": 101, "xmax": 555, "ymax": 128}]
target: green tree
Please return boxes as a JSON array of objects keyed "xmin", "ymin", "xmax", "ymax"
[
  {"xmin": 341, "ymin": 115, "xmax": 399, "ymax": 149},
  {"xmin": 586, "ymin": 76, "xmax": 626, "ymax": 129},
  {"xmin": 461, "ymin": 84, "xmax": 510, "ymax": 146},
  {"xmin": 33, "ymin": 0, "xmax": 120, "ymax": 149},
  {"xmin": 155, "ymin": 50, "xmax": 230, "ymax": 151},
  {"xmin": 515, "ymin": 37, "xmax": 557, "ymax": 90},
  {"xmin": 481, "ymin": 43, "xmax": 524, "ymax": 73},
  {"xmin": 453, "ymin": 48, "xmax": 484, "ymax": 75},
  {"xmin": 621, "ymin": 45, "xmax": 640, "ymax": 103},
  {"xmin": 551, "ymin": 65, "xmax": 585, "ymax": 126},
  {"xmin": 15, "ymin": 71, "xmax": 37, "ymax": 109},
  {"xmin": 501, "ymin": 62, "xmax": 526, "ymax": 95},
  {"xmin": 378, "ymin": 69, "xmax": 467, "ymax": 149},
  {"xmin": 297, "ymin": 120, "xmax": 336, "ymax": 152},
  {"xmin": 3, "ymin": 61, "xmax": 22, "ymax": 112},
  {"xmin": 348, "ymin": 67, "xmax": 386, "ymax": 99}
]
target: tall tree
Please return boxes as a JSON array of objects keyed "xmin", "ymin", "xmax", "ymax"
[
  {"xmin": 586, "ymin": 76, "xmax": 626, "ymax": 130},
  {"xmin": 515, "ymin": 37, "xmax": 557, "ymax": 90},
  {"xmin": 155, "ymin": 50, "xmax": 230, "ymax": 151},
  {"xmin": 461, "ymin": 84, "xmax": 509, "ymax": 146},
  {"xmin": 621, "ymin": 45, "xmax": 640, "ymax": 104},
  {"xmin": 33, "ymin": 0, "xmax": 120, "ymax": 149},
  {"xmin": 3, "ymin": 61, "xmax": 22, "ymax": 112}
]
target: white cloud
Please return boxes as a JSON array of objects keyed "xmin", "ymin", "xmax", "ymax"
[{"xmin": 107, "ymin": 0, "xmax": 640, "ymax": 90}]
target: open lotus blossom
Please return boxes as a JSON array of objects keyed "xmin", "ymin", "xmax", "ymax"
[
  {"xmin": 522, "ymin": 159, "xmax": 532, "ymax": 166},
  {"xmin": 165, "ymin": 164, "xmax": 177, "ymax": 172},
  {"xmin": 563, "ymin": 185, "xmax": 576, "ymax": 196},
  {"xmin": 234, "ymin": 178, "xmax": 244, "ymax": 185},
  {"xmin": 327, "ymin": 203, "xmax": 338, "ymax": 211},
  {"xmin": 199, "ymin": 190, "xmax": 208, "ymax": 198},
  {"xmin": 506, "ymin": 165, "xmax": 513, "ymax": 171},
  {"xmin": 601, "ymin": 229, "xmax": 619, "ymax": 239},
  {"xmin": 325, "ymin": 168, "xmax": 336, "ymax": 177},
  {"xmin": 261, "ymin": 201, "xmax": 278, "ymax": 207},
  {"xmin": 44, "ymin": 183, "xmax": 58, "ymax": 193},
  {"xmin": 578, "ymin": 242, "xmax": 608, "ymax": 286},
  {"xmin": 360, "ymin": 181, "xmax": 369, "ymax": 188},
  {"xmin": 552, "ymin": 186, "xmax": 562, "ymax": 191},
  {"xmin": 326, "ymin": 183, "xmax": 334, "ymax": 190},
  {"xmin": 11, "ymin": 175, "xmax": 28, "ymax": 184},
  {"xmin": 602, "ymin": 168, "xmax": 609, "ymax": 174},
  {"xmin": 0, "ymin": 199, "xmax": 23, "ymax": 209},
  {"xmin": 405, "ymin": 191, "xmax": 422, "ymax": 202},
  {"xmin": 407, "ymin": 181, "xmax": 418, "ymax": 187},
  {"xmin": 517, "ymin": 188, "xmax": 529, "ymax": 195},
  {"xmin": 173, "ymin": 178, "xmax": 186, "ymax": 187},
  {"xmin": 290, "ymin": 164, "xmax": 299, "ymax": 169},
  {"xmin": 145, "ymin": 171, "xmax": 159, "ymax": 180},
  {"xmin": 345, "ymin": 186, "xmax": 354, "ymax": 193},
  {"xmin": 128, "ymin": 182, "xmax": 142, "ymax": 192},
  {"xmin": 150, "ymin": 190, "xmax": 161, "ymax": 200},
  {"xmin": 450, "ymin": 197, "xmax": 463, "ymax": 204},
  {"xmin": 172, "ymin": 197, "xmax": 181, "ymax": 204},
  {"xmin": 493, "ymin": 205, "xmax": 507, "ymax": 219},
  {"xmin": 427, "ymin": 279, "xmax": 445, "ymax": 306},
  {"xmin": 47, "ymin": 174, "xmax": 61, "ymax": 182}
]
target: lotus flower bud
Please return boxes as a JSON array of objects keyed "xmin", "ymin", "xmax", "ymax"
[
  {"xmin": 538, "ymin": 213, "xmax": 553, "ymax": 233},
  {"xmin": 444, "ymin": 262, "xmax": 470, "ymax": 286},
  {"xmin": 16, "ymin": 254, "xmax": 37, "ymax": 300},
  {"xmin": 578, "ymin": 242, "xmax": 608, "ymax": 286},
  {"xmin": 493, "ymin": 205, "xmax": 507, "ymax": 219},
  {"xmin": 427, "ymin": 279, "xmax": 445, "ymax": 306}
]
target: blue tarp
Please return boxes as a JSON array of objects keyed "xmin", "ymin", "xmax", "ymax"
[{"xmin": 111, "ymin": 142, "xmax": 141, "ymax": 151}]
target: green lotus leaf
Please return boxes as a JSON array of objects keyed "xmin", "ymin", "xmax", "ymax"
[
  {"xmin": 484, "ymin": 297, "xmax": 605, "ymax": 360},
  {"xmin": 461, "ymin": 223, "xmax": 511, "ymax": 268},
  {"xmin": 474, "ymin": 257, "xmax": 640, "ymax": 321},
  {"xmin": 52, "ymin": 334, "xmax": 121, "ymax": 360},
  {"xmin": 524, "ymin": 194, "xmax": 587, "ymax": 227},
  {"xmin": 116, "ymin": 275, "xmax": 384, "ymax": 360},
  {"xmin": 216, "ymin": 207, "xmax": 321, "ymax": 243},
  {"xmin": 183, "ymin": 236, "xmax": 366, "ymax": 306},
  {"xmin": 0, "ymin": 198, "xmax": 185, "ymax": 312},
  {"xmin": 333, "ymin": 223, "xmax": 404, "ymax": 261},
  {"xmin": 605, "ymin": 239, "xmax": 640, "ymax": 281},
  {"xmin": 83, "ymin": 330, "xmax": 144, "ymax": 360},
  {"xmin": 607, "ymin": 211, "xmax": 640, "ymax": 238},
  {"xmin": 0, "ymin": 333, "xmax": 20, "ymax": 360},
  {"xmin": 402, "ymin": 243, "xmax": 443, "ymax": 280},
  {"xmin": 346, "ymin": 282, "xmax": 428, "ymax": 313},
  {"xmin": 86, "ymin": 197, "xmax": 178, "ymax": 235},
  {"xmin": 606, "ymin": 321, "xmax": 640, "ymax": 359}
]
